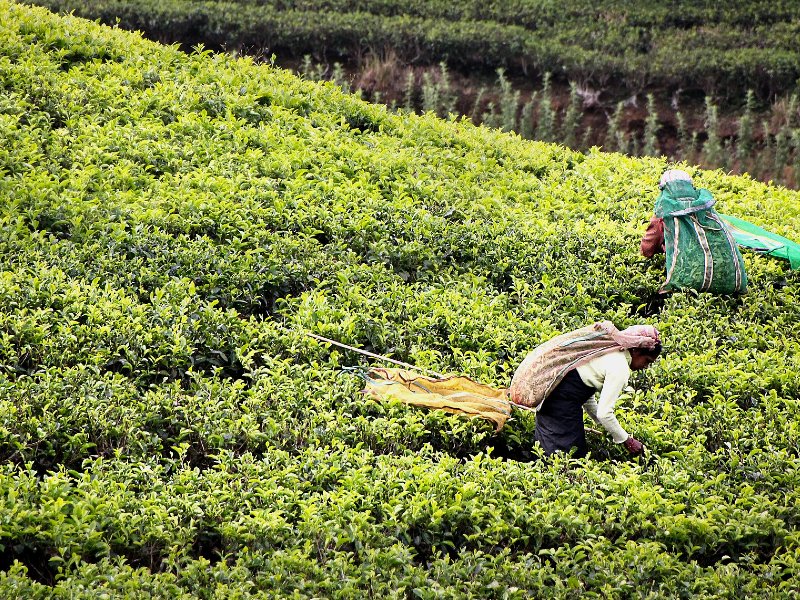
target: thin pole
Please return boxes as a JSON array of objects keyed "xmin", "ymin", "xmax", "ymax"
[{"xmin": 303, "ymin": 331, "xmax": 445, "ymax": 378}]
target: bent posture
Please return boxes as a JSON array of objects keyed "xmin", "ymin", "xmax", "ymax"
[
  {"xmin": 641, "ymin": 169, "xmax": 747, "ymax": 294},
  {"xmin": 509, "ymin": 322, "xmax": 661, "ymax": 458}
]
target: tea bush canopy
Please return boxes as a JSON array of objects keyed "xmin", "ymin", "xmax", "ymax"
[{"xmin": 1, "ymin": 1, "xmax": 800, "ymax": 596}]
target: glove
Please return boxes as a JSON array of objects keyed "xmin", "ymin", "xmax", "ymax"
[{"xmin": 623, "ymin": 436, "xmax": 644, "ymax": 455}]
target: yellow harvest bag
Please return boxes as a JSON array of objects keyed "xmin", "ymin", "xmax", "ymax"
[{"xmin": 363, "ymin": 367, "xmax": 512, "ymax": 430}]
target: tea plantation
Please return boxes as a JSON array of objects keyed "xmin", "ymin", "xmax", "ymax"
[
  {"xmin": 29, "ymin": 0, "xmax": 800, "ymax": 100},
  {"xmin": 2, "ymin": 1, "xmax": 800, "ymax": 597}
]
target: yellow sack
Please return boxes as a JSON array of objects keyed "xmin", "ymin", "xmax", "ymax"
[{"xmin": 363, "ymin": 367, "xmax": 512, "ymax": 431}]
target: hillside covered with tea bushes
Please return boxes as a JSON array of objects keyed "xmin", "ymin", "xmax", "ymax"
[
  {"xmin": 2, "ymin": 1, "xmax": 800, "ymax": 597},
  {"xmin": 30, "ymin": 0, "xmax": 800, "ymax": 101}
]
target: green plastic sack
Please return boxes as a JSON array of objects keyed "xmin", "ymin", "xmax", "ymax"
[
  {"xmin": 655, "ymin": 180, "xmax": 747, "ymax": 294},
  {"xmin": 719, "ymin": 213, "xmax": 800, "ymax": 270}
]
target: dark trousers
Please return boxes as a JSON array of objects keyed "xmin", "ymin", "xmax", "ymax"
[{"xmin": 535, "ymin": 369, "xmax": 596, "ymax": 458}]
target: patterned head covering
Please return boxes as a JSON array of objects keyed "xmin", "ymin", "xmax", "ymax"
[
  {"xmin": 659, "ymin": 169, "xmax": 692, "ymax": 190},
  {"xmin": 609, "ymin": 323, "xmax": 661, "ymax": 350}
]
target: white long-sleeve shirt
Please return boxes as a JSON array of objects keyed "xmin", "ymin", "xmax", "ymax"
[{"xmin": 576, "ymin": 350, "xmax": 632, "ymax": 443}]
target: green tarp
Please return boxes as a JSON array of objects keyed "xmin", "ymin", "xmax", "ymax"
[{"xmin": 719, "ymin": 213, "xmax": 800, "ymax": 270}]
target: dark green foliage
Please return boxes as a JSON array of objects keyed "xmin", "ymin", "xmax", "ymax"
[
  {"xmin": 560, "ymin": 82, "xmax": 581, "ymax": 149},
  {"xmin": 703, "ymin": 96, "xmax": 723, "ymax": 167},
  {"xmin": 534, "ymin": 72, "xmax": 555, "ymax": 143},
  {"xmin": 30, "ymin": 0, "xmax": 800, "ymax": 188},
  {"xmin": 30, "ymin": 0, "xmax": 800, "ymax": 102},
  {"xmin": 737, "ymin": 90, "xmax": 756, "ymax": 165},
  {"xmin": 643, "ymin": 94, "xmax": 659, "ymax": 157}
]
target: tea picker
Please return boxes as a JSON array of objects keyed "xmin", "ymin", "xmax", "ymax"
[
  {"xmin": 507, "ymin": 321, "xmax": 661, "ymax": 458},
  {"xmin": 642, "ymin": 169, "xmax": 800, "ymax": 279},
  {"xmin": 641, "ymin": 169, "xmax": 748, "ymax": 295},
  {"xmin": 305, "ymin": 321, "xmax": 662, "ymax": 459}
]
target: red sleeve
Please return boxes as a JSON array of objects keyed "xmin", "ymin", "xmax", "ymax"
[{"xmin": 640, "ymin": 216, "xmax": 665, "ymax": 257}]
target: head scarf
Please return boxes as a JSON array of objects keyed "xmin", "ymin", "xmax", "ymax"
[
  {"xmin": 659, "ymin": 169, "xmax": 692, "ymax": 190},
  {"xmin": 605, "ymin": 322, "xmax": 661, "ymax": 349}
]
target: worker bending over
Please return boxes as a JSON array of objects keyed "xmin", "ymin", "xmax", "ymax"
[
  {"xmin": 641, "ymin": 169, "xmax": 747, "ymax": 294},
  {"xmin": 509, "ymin": 322, "xmax": 661, "ymax": 458}
]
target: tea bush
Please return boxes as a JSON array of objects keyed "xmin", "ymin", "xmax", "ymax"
[{"xmin": 1, "ymin": 1, "xmax": 800, "ymax": 596}]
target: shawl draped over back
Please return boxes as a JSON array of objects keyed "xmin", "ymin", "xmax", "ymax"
[{"xmin": 509, "ymin": 321, "xmax": 660, "ymax": 409}]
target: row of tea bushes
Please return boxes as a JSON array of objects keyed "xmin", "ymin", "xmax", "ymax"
[
  {"xmin": 2, "ymin": 447, "xmax": 799, "ymax": 597},
  {"xmin": 31, "ymin": 0, "xmax": 800, "ymax": 99}
]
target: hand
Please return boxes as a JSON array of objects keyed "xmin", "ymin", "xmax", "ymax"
[{"xmin": 623, "ymin": 436, "xmax": 644, "ymax": 455}]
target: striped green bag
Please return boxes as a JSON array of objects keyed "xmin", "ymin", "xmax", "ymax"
[{"xmin": 655, "ymin": 180, "xmax": 747, "ymax": 294}]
